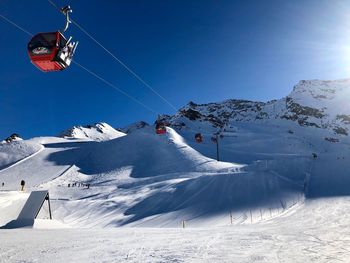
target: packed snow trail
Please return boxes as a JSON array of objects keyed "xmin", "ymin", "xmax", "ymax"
[
  {"xmin": 0, "ymin": 138, "xmax": 94, "ymax": 190},
  {"xmin": 0, "ymin": 140, "xmax": 44, "ymax": 170},
  {"xmin": 0, "ymin": 145, "xmax": 44, "ymax": 174}
]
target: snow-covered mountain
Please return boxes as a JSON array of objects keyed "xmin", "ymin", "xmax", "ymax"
[
  {"xmin": 59, "ymin": 122, "xmax": 126, "ymax": 141},
  {"xmin": 164, "ymin": 79, "xmax": 350, "ymax": 137},
  {"xmin": 120, "ymin": 121, "xmax": 149, "ymax": 134},
  {"xmin": 159, "ymin": 79, "xmax": 350, "ymax": 198},
  {"xmin": 1, "ymin": 133, "xmax": 23, "ymax": 144}
]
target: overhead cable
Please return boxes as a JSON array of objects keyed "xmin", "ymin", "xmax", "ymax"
[
  {"xmin": 47, "ymin": 0, "xmax": 178, "ymax": 112},
  {"xmin": 0, "ymin": 12, "xmax": 157, "ymax": 114}
]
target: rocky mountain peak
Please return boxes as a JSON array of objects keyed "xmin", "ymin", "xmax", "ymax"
[
  {"xmin": 1, "ymin": 133, "xmax": 23, "ymax": 144},
  {"xmin": 162, "ymin": 79, "xmax": 350, "ymax": 137}
]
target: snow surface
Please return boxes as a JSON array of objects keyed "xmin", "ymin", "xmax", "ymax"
[
  {"xmin": 0, "ymin": 140, "xmax": 43, "ymax": 171},
  {"xmin": 290, "ymin": 79, "xmax": 350, "ymax": 116},
  {"xmin": 0, "ymin": 198, "xmax": 349, "ymax": 262},
  {"xmin": 0, "ymin": 123, "xmax": 320, "ymax": 229},
  {"xmin": 1, "ymin": 127, "xmax": 247, "ymax": 228}
]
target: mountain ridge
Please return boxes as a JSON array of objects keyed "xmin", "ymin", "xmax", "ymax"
[
  {"xmin": 59, "ymin": 122, "xmax": 126, "ymax": 141},
  {"xmin": 161, "ymin": 78, "xmax": 350, "ymax": 137}
]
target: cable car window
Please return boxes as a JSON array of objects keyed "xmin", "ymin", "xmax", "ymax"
[{"xmin": 28, "ymin": 33, "xmax": 57, "ymax": 53}]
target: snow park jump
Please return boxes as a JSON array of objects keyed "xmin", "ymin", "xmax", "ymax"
[
  {"xmin": 1, "ymin": 0, "xmax": 350, "ymax": 262},
  {"xmin": 1, "ymin": 190, "xmax": 52, "ymax": 229}
]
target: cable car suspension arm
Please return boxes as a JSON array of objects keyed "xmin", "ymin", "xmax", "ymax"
[{"xmin": 60, "ymin": 5, "xmax": 72, "ymax": 33}]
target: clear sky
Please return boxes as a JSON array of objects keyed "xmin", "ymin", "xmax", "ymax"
[{"xmin": 1, "ymin": 0, "xmax": 350, "ymax": 139}]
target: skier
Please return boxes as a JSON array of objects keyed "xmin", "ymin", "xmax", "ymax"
[{"xmin": 20, "ymin": 180, "xmax": 25, "ymax": 191}]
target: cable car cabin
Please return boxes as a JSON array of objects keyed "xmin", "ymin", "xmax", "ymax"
[
  {"xmin": 155, "ymin": 123, "xmax": 166, "ymax": 135},
  {"xmin": 28, "ymin": 32, "xmax": 77, "ymax": 72},
  {"xmin": 195, "ymin": 133, "xmax": 203, "ymax": 143}
]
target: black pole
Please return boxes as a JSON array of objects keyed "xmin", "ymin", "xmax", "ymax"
[
  {"xmin": 46, "ymin": 193, "xmax": 52, "ymax": 220},
  {"xmin": 216, "ymin": 134, "xmax": 220, "ymax": 161}
]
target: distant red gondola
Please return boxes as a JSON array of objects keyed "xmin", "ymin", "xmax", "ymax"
[
  {"xmin": 195, "ymin": 133, "xmax": 203, "ymax": 143},
  {"xmin": 155, "ymin": 122, "xmax": 167, "ymax": 134}
]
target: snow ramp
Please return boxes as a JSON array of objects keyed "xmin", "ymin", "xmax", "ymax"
[
  {"xmin": 17, "ymin": 190, "xmax": 51, "ymax": 220},
  {"xmin": 1, "ymin": 190, "xmax": 51, "ymax": 228}
]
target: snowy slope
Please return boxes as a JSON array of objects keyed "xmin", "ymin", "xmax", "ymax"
[
  {"xmin": 161, "ymin": 79, "xmax": 350, "ymax": 199},
  {"xmin": 0, "ymin": 137, "xmax": 95, "ymax": 189},
  {"xmin": 0, "ymin": 191, "xmax": 29, "ymax": 227},
  {"xmin": 0, "ymin": 126, "xmax": 304, "ymax": 228},
  {"xmin": 1, "ymin": 133, "xmax": 23, "ymax": 143},
  {"xmin": 120, "ymin": 121, "xmax": 149, "ymax": 134},
  {"xmin": 1, "ymin": 79, "xmax": 350, "ymax": 230},
  {"xmin": 0, "ymin": 140, "xmax": 43, "ymax": 171},
  {"xmin": 59, "ymin": 122, "xmax": 126, "ymax": 141}
]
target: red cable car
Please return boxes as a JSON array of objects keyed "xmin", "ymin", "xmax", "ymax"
[
  {"xmin": 155, "ymin": 118, "xmax": 167, "ymax": 135},
  {"xmin": 28, "ymin": 31, "xmax": 77, "ymax": 72},
  {"xmin": 155, "ymin": 122, "xmax": 167, "ymax": 135},
  {"xmin": 27, "ymin": 6, "xmax": 78, "ymax": 72}
]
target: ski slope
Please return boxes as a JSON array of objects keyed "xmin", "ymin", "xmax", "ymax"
[
  {"xmin": 0, "ymin": 126, "xmax": 308, "ymax": 228},
  {"xmin": 0, "ymin": 140, "xmax": 43, "ymax": 171},
  {"xmin": 0, "ymin": 137, "xmax": 92, "ymax": 190}
]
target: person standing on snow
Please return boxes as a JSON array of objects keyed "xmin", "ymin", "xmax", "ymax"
[{"xmin": 20, "ymin": 180, "xmax": 25, "ymax": 191}]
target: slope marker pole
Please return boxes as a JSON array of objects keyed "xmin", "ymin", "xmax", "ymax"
[{"xmin": 216, "ymin": 134, "xmax": 220, "ymax": 161}]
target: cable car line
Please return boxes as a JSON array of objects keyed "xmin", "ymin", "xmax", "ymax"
[
  {"xmin": 47, "ymin": 0, "xmax": 178, "ymax": 112},
  {"xmin": 0, "ymin": 14, "xmax": 33, "ymax": 37},
  {"xmin": 72, "ymin": 61, "xmax": 157, "ymax": 114},
  {"xmin": 0, "ymin": 13, "xmax": 158, "ymax": 114}
]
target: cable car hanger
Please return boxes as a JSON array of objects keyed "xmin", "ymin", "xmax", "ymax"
[{"xmin": 60, "ymin": 5, "xmax": 72, "ymax": 33}]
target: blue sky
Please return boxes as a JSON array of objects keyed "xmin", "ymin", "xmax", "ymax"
[{"xmin": 1, "ymin": 0, "xmax": 350, "ymax": 139}]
